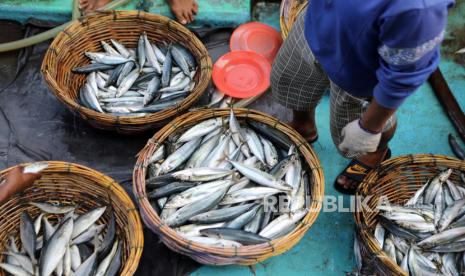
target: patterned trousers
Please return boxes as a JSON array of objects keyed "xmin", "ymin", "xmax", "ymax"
[{"xmin": 271, "ymin": 10, "xmax": 396, "ymax": 158}]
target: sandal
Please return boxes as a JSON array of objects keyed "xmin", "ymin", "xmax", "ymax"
[{"xmin": 334, "ymin": 148, "xmax": 392, "ymax": 195}]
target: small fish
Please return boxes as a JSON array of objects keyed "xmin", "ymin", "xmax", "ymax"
[
  {"xmin": 200, "ymin": 228, "xmax": 270, "ymax": 245},
  {"xmin": 40, "ymin": 218, "xmax": 74, "ymax": 276},
  {"xmin": 72, "ymin": 207, "xmax": 107, "ymax": 239},
  {"xmin": 85, "ymin": 52, "xmax": 129, "ymax": 65},
  {"xmin": 20, "ymin": 212, "xmax": 36, "ymax": 263},
  {"xmin": 30, "ymin": 202, "xmax": 75, "ymax": 214},
  {"xmin": 170, "ymin": 46, "xmax": 190, "ymax": 76}
]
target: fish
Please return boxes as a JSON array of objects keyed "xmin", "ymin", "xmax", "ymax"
[
  {"xmin": 170, "ymin": 46, "xmax": 190, "ymax": 76},
  {"xmin": 229, "ymin": 161, "xmax": 292, "ymax": 191},
  {"xmin": 200, "ymin": 228, "xmax": 270, "ymax": 245},
  {"xmin": 94, "ymin": 240, "xmax": 119, "ymax": 276},
  {"xmin": 72, "ymin": 206, "xmax": 107, "ymax": 239},
  {"xmin": 187, "ymin": 236, "xmax": 242, "ymax": 247},
  {"xmin": 143, "ymin": 33, "xmax": 161, "ymax": 74},
  {"xmin": 244, "ymin": 206, "xmax": 265, "ymax": 234},
  {"xmin": 30, "ymin": 202, "xmax": 76, "ymax": 214},
  {"xmin": 161, "ymin": 50, "xmax": 172, "ymax": 87},
  {"xmin": 84, "ymin": 52, "xmax": 130, "ymax": 65},
  {"xmin": 74, "ymin": 252, "xmax": 97, "ymax": 276},
  {"xmin": 261, "ymin": 137, "xmax": 279, "ymax": 167},
  {"xmin": 20, "ymin": 212, "xmax": 36, "ymax": 263},
  {"xmin": 72, "ymin": 63, "xmax": 115, "ymax": 74},
  {"xmin": 40, "ymin": 218, "xmax": 74, "ymax": 276},
  {"xmin": 225, "ymin": 205, "xmax": 262, "ymax": 229},
  {"xmin": 177, "ymin": 118, "xmax": 223, "ymax": 143},
  {"xmin": 158, "ymin": 138, "xmax": 202, "ymax": 174},
  {"xmin": 165, "ymin": 185, "xmax": 230, "ymax": 227},
  {"xmin": 0, "ymin": 263, "xmax": 31, "ymax": 276},
  {"xmin": 110, "ymin": 39, "xmax": 130, "ymax": 58},
  {"xmin": 259, "ymin": 209, "xmax": 307, "ymax": 239},
  {"xmin": 220, "ymin": 187, "xmax": 283, "ymax": 205},
  {"xmin": 137, "ymin": 35, "xmax": 146, "ymax": 68},
  {"xmin": 147, "ymin": 182, "xmax": 197, "ymax": 199}
]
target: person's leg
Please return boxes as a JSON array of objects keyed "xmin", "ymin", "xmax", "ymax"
[
  {"xmin": 329, "ymin": 83, "xmax": 397, "ymax": 191},
  {"xmin": 271, "ymin": 11, "xmax": 329, "ymax": 141}
]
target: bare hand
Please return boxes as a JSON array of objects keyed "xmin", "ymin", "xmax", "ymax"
[{"xmin": 0, "ymin": 167, "xmax": 41, "ymax": 204}]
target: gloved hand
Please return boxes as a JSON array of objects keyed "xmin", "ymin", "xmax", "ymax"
[{"xmin": 338, "ymin": 119, "xmax": 382, "ymax": 156}]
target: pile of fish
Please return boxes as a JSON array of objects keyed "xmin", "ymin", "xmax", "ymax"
[
  {"xmin": 207, "ymin": 89, "xmax": 233, "ymax": 108},
  {"xmin": 355, "ymin": 169, "xmax": 465, "ymax": 275},
  {"xmin": 0, "ymin": 202, "xmax": 120, "ymax": 276},
  {"xmin": 73, "ymin": 32, "xmax": 197, "ymax": 116},
  {"xmin": 145, "ymin": 109, "xmax": 311, "ymax": 248}
]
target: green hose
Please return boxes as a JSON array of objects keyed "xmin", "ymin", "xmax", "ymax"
[
  {"xmin": 0, "ymin": 0, "xmax": 132, "ymax": 53},
  {"xmin": 72, "ymin": 0, "xmax": 81, "ymax": 20}
]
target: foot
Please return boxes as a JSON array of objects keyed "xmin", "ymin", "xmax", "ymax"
[
  {"xmin": 168, "ymin": 0, "xmax": 198, "ymax": 25},
  {"xmin": 336, "ymin": 148, "xmax": 390, "ymax": 191},
  {"xmin": 79, "ymin": 0, "xmax": 112, "ymax": 14},
  {"xmin": 290, "ymin": 121, "xmax": 318, "ymax": 142}
]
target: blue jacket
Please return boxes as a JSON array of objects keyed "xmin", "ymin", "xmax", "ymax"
[{"xmin": 305, "ymin": 0, "xmax": 454, "ymax": 109}]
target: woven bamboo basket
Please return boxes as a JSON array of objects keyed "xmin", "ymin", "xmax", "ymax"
[
  {"xmin": 133, "ymin": 108, "xmax": 324, "ymax": 265},
  {"xmin": 280, "ymin": 0, "xmax": 308, "ymax": 39},
  {"xmin": 0, "ymin": 161, "xmax": 144, "ymax": 276},
  {"xmin": 354, "ymin": 154, "xmax": 465, "ymax": 276},
  {"xmin": 41, "ymin": 11, "xmax": 212, "ymax": 134}
]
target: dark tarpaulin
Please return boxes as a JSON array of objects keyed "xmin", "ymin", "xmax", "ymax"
[{"xmin": 0, "ymin": 21, "xmax": 234, "ymax": 276}]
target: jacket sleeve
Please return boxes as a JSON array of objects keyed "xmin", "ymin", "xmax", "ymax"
[{"xmin": 373, "ymin": 4, "xmax": 449, "ymax": 109}]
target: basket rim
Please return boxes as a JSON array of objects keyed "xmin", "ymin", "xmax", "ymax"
[
  {"xmin": 354, "ymin": 154, "xmax": 465, "ymax": 275},
  {"xmin": 41, "ymin": 10, "xmax": 212, "ymax": 130},
  {"xmin": 0, "ymin": 161, "xmax": 144, "ymax": 276},
  {"xmin": 132, "ymin": 108, "xmax": 325, "ymax": 264}
]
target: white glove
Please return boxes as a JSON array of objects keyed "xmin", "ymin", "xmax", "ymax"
[{"xmin": 338, "ymin": 119, "xmax": 382, "ymax": 156}]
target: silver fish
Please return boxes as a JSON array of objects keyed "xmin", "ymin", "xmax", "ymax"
[
  {"xmin": 259, "ymin": 209, "xmax": 307, "ymax": 239},
  {"xmin": 171, "ymin": 168, "xmax": 232, "ymax": 182},
  {"xmin": 186, "ymin": 236, "xmax": 242, "ymax": 248},
  {"xmin": 20, "ymin": 212, "xmax": 36, "ymax": 263},
  {"xmin": 116, "ymin": 68, "xmax": 140, "ymax": 98},
  {"xmin": 225, "ymin": 205, "xmax": 261, "ymax": 229},
  {"xmin": 85, "ymin": 52, "xmax": 129, "ymax": 65},
  {"xmin": 178, "ymin": 118, "xmax": 223, "ymax": 143},
  {"xmin": 229, "ymin": 161, "xmax": 292, "ymax": 191},
  {"xmin": 74, "ymin": 252, "xmax": 97, "ymax": 276},
  {"xmin": 0, "ymin": 263, "xmax": 31, "ymax": 276},
  {"xmin": 159, "ymin": 138, "xmax": 201, "ymax": 174},
  {"xmin": 110, "ymin": 39, "xmax": 130, "ymax": 58},
  {"xmin": 40, "ymin": 218, "xmax": 74, "ymax": 276},
  {"xmin": 72, "ymin": 207, "xmax": 106, "ymax": 239},
  {"xmin": 165, "ymin": 185, "xmax": 229, "ymax": 226},
  {"xmin": 221, "ymin": 187, "xmax": 283, "ymax": 205},
  {"xmin": 23, "ymin": 162, "xmax": 48, "ymax": 174},
  {"xmin": 137, "ymin": 35, "xmax": 146, "ymax": 68},
  {"xmin": 143, "ymin": 33, "xmax": 161, "ymax": 74}
]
